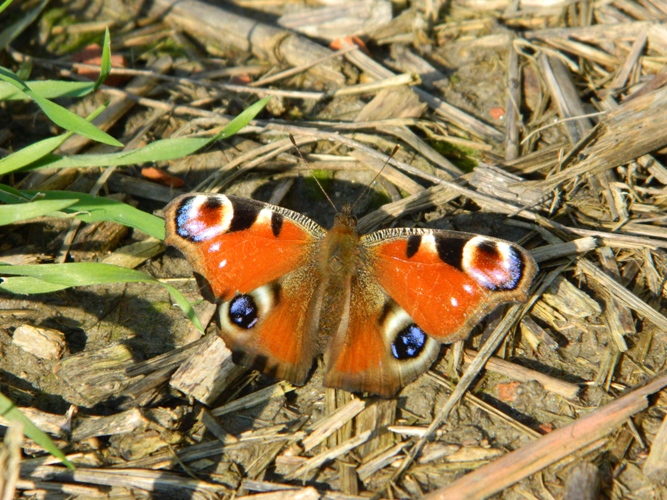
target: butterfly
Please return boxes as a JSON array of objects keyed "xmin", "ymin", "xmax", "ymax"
[{"xmin": 164, "ymin": 194, "xmax": 537, "ymax": 397}]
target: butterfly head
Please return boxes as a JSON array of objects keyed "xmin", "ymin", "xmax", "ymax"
[{"xmin": 333, "ymin": 204, "xmax": 358, "ymax": 233}]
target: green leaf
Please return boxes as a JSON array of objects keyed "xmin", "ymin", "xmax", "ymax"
[
  {"xmin": 0, "ymin": 80, "xmax": 96, "ymax": 100},
  {"xmin": 0, "ymin": 276, "xmax": 69, "ymax": 293},
  {"xmin": 0, "ymin": 263, "xmax": 203, "ymax": 332},
  {"xmin": 0, "ymin": 0, "xmax": 49, "ymax": 51},
  {"xmin": 14, "ymin": 190, "xmax": 165, "ymax": 239},
  {"xmin": 0, "ymin": 104, "xmax": 107, "ymax": 176},
  {"xmin": 95, "ymin": 27, "xmax": 112, "ymax": 90},
  {"xmin": 0, "ymin": 67, "xmax": 122, "ymax": 148},
  {"xmin": 23, "ymin": 96, "xmax": 272, "ymax": 171},
  {"xmin": 0, "ymin": 199, "xmax": 79, "ymax": 226},
  {"xmin": 0, "ymin": 392, "xmax": 74, "ymax": 469},
  {"xmin": 0, "ymin": 0, "xmax": 14, "ymax": 16}
]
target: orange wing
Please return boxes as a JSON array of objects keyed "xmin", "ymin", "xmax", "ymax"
[
  {"xmin": 323, "ymin": 229, "xmax": 536, "ymax": 397},
  {"xmin": 164, "ymin": 194, "xmax": 326, "ymax": 384},
  {"xmin": 364, "ymin": 229, "xmax": 537, "ymax": 343}
]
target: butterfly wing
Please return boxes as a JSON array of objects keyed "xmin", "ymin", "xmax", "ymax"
[
  {"xmin": 365, "ymin": 229, "xmax": 537, "ymax": 342},
  {"xmin": 323, "ymin": 271, "xmax": 441, "ymax": 397},
  {"xmin": 324, "ymin": 229, "xmax": 536, "ymax": 397},
  {"xmin": 165, "ymin": 194, "xmax": 326, "ymax": 383}
]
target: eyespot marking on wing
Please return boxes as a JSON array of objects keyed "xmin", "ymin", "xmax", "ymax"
[
  {"xmin": 462, "ymin": 236, "xmax": 526, "ymax": 291},
  {"xmin": 221, "ymin": 283, "xmax": 280, "ymax": 332},
  {"xmin": 175, "ymin": 195, "xmax": 233, "ymax": 242}
]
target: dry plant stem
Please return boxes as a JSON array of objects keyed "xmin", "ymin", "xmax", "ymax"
[
  {"xmin": 532, "ymin": 86, "xmax": 667, "ymax": 193},
  {"xmin": 338, "ymin": 40, "xmax": 502, "ymax": 142},
  {"xmin": 577, "ymin": 259, "xmax": 667, "ymax": 330},
  {"xmin": 0, "ymin": 422, "xmax": 23, "ymax": 500},
  {"xmin": 286, "ymin": 430, "xmax": 372, "ymax": 479},
  {"xmin": 424, "ymin": 371, "xmax": 667, "ymax": 500},
  {"xmin": 249, "ymin": 46, "xmax": 359, "ymax": 87},
  {"xmin": 505, "ymin": 37, "xmax": 521, "ymax": 161},
  {"xmin": 26, "ymin": 466, "xmax": 225, "ymax": 495},
  {"xmin": 462, "ymin": 349, "xmax": 581, "ymax": 400},
  {"xmin": 148, "ymin": 0, "xmax": 346, "ymax": 87}
]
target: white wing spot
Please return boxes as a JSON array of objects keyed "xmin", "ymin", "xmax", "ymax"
[
  {"xmin": 450, "ymin": 297, "xmax": 458, "ymax": 307},
  {"xmin": 209, "ymin": 242, "xmax": 221, "ymax": 252},
  {"xmin": 463, "ymin": 284, "xmax": 474, "ymax": 294},
  {"xmin": 219, "ymin": 259, "xmax": 227, "ymax": 268}
]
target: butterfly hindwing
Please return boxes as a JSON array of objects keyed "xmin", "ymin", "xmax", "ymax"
[
  {"xmin": 323, "ymin": 270, "xmax": 440, "ymax": 397},
  {"xmin": 363, "ymin": 229, "xmax": 537, "ymax": 343},
  {"xmin": 165, "ymin": 194, "xmax": 326, "ymax": 383}
]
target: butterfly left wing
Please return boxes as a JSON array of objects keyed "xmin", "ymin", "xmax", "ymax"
[
  {"xmin": 324, "ymin": 229, "xmax": 536, "ymax": 397},
  {"xmin": 164, "ymin": 194, "xmax": 327, "ymax": 384}
]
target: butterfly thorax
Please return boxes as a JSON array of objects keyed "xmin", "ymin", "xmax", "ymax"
[{"xmin": 319, "ymin": 209, "xmax": 360, "ymax": 277}]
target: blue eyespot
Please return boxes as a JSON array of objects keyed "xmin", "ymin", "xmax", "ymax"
[
  {"xmin": 229, "ymin": 294, "xmax": 259, "ymax": 329},
  {"xmin": 391, "ymin": 324, "xmax": 426, "ymax": 360}
]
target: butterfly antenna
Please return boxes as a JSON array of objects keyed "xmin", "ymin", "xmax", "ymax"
[
  {"xmin": 350, "ymin": 144, "xmax": 400, "ymax": 213},
  {"xmin": 289, "ymin": 134, "xmax": 338, "ymax": 213}
]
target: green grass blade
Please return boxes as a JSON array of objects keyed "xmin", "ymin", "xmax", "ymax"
[
  {"xmin": 0, "ymin": 134, "xmax": 71, "ymax": 175},
  {"xmin": 0, "ymin": 68, "xmax": 122, "ymax": 148},
  {"xmin": 24, "ymin": 97, "xmax": 272, "ymax": 171},
  {"xmin": 0, "ymin": 392, "xmax": 74, "ymax": 469},
  {"xmin": 0, "ymin": 104, "xmax": 108, "ymax": 176},
  {"xmin": 0, "ymin": 263, "xmax": 203, "ymax": 332},
  {"xmin": 0, "ymin": 81, "xmax": 96, "ymax": 100},
  {"xmin": 95, "ymin": 28, "xmax": 112, "ymax": 90},
  {"xmin": 0, "ymin": 199, "xmax": 79, "ymax": 226},
  {"xmin": 0, "ymin": 0, "xmax": 48, "ymax": 51},
  {"xmin": 0, "ymin": 276, "xmax": 70, "ymax": 293},
  {"xmin": 0, "ymin": 0, "xmax": 14, "ymax": 15},
  {"xmin": 0, "ymin": 186, "xmax": 164, "ymax": 239}
]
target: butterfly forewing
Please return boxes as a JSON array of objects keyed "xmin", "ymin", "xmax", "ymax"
[{"xmin": 165, "ymin": 194, "xmax": 325, "ymax": 301}]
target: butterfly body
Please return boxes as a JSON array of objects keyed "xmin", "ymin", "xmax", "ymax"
[{"xmin": 165, "ymin": 194, "xmax": 537, "ymax": 397}]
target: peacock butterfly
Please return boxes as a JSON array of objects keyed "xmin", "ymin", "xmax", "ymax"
[{"xmin": 164, "ymin": 194, "xmax": 537, "ymax": 397}]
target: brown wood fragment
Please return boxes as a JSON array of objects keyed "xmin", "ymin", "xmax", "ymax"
[
  {"xmin": 520, "ymin": 316, "xmax": 559, "ymax": 352},
  {"xmin": 463, "ymin": 349, "xmax": 580, "ymax": 400},
  {"xmin": 12, "ymin": 324, "xmax": 66, "ymax": 360},
  {"xmin": 563, "ymin": 462, "xmax": 600, "ymax": 500},
  {"xmin": 338, "ymin": 461, "xmax": 359, "ymax": 495},
  {"xmin": 54, "ymin": 344, "xmax": 136, "ymax": 407},
  {"xmin": 101, "ymin": 237, "xmax": 165, "ymax": 269},
  {"xmin": 149, "ymin": 0, "xmax": 345, "ymax": 87},
  {"xmin": 170, "ymin": 333, "xmax": 247, "ymax": 405},
  {"xmin": 424, "ymin": 372, "xmax": 667, "ymax": 500},
  {"xmin": 541, "ymin": 275, "xmax": 602, "ymax": 319},
  {"xmin": 644, "ymin": 411, "xmax": 667, "ymax": 482},
  {"xmin": 71, "ymin": 409, "xmax": 147, "ymax": 441}
]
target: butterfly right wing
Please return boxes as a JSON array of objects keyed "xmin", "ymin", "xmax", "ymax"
[{"xmin": 165, "ymin": 194, "xmax": 326, "ymax": 384}]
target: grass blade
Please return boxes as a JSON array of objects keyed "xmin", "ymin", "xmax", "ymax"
[
  {"xmin": 0, "ymin": 263, "xmax": 203, "ymax": 332},
  {"xmin": 0, "ymin": 392, "xmax": 74, "ymax": 469}
]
